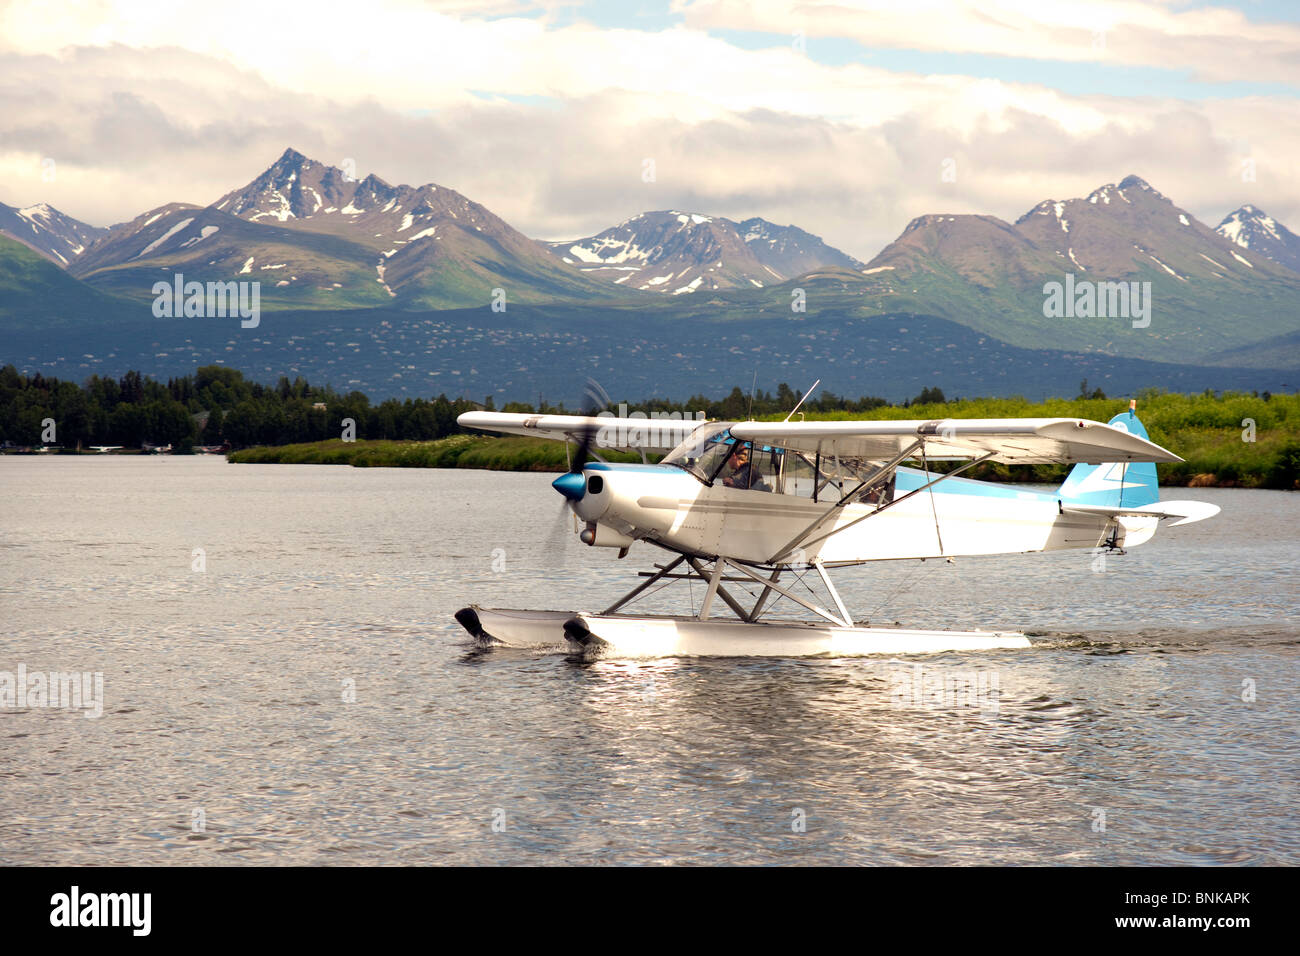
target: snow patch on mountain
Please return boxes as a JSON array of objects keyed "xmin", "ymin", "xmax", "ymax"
[
  {"xmin": 1148, "ymin": 253, "xmax": 1184, "ymax": 280},
  {"xmin": 135, "ymin": 217, "xmax": 194, "ymax": 259},
  {"xmin": 179, "ymin": 225, "xmax": 220, "ymax": 248}
]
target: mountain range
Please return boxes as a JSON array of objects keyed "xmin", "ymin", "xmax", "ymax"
[
  {"xmin": 41, "ymin": 150, "xmax": 620, "ymax": 310},
  {"xmin": 2, "ymin": 150, "xmax": 1298, "ymax": 400},
  {"xmin": 846, "ymin": 176, "xmax": 1300, "ymax": 363}
]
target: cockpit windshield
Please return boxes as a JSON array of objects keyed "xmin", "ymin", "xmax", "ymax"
[{"xmin": 662, "ymin": 422, "xmax": 736, "ymax": 482}]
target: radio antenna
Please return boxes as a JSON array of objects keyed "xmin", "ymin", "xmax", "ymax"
[{"xmin": 783, "ymin": 379, "xmax": 821, "ymax": 421}]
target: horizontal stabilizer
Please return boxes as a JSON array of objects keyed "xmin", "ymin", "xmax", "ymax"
[{"xmin": 1059, "ymin": 499, "xmax": 1220, "ymax": 526}]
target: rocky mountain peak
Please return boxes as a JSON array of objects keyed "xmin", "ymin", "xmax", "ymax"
[
  {"xmin": 0, "ymin": 200, "xmax": 106, "ymax": 266},
  {"xmin": 1216, "ymin": 204, "xmax": 1300, "ymax": 272}
]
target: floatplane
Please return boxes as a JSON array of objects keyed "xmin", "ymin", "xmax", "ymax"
[{"xmin": 453, "ymin": 394, "xmax": 1218, "ymax": 658}]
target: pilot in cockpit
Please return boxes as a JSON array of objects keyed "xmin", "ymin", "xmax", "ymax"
[{"xmin": 721, "ymin": 442, "xmax": 770, "ymax": 492}]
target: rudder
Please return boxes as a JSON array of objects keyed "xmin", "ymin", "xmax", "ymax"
[{"xmin": 1057, "ymin": 404, "xmax": 1159, "ymax": 508}]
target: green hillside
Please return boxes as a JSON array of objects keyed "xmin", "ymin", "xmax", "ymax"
[{"xmin": 0, "ymin": 234, "xmax": 141, "ymax": 328}]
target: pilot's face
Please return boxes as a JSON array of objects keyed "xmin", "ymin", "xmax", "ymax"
[{"xmin": 730, "ymin": 446, "xmax": 750, "ymax": 467}]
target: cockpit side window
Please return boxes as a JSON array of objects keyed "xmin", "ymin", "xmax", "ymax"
[
  {"xmin": 716, "ymin": 440, "xmax": 777, "ymax": 492},
  {"xmin": 781, "ymin": 452, "xmax": 895, "ymax": 504}
]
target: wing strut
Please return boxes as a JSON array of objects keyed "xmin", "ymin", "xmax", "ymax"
[{"xmin": 921, "ymin": 445, "xmax": 944, "ymax": 556}]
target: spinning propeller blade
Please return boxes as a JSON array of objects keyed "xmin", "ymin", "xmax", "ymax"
[
  {"xmin": 547, "ymin": 379, "xmax": 611, "ymax": 553},
  {"xmin": 569, "ymin": 379, "xmax": 611, "ymax": 473}
]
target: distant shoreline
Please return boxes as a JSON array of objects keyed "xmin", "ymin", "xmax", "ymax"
[
  {"xmin": 224, "ymin": 431, "xmax": 1298, "ymax": 490},
  {"xmin": 4, "ymin": 436, "xmax": 1289, "ymax": 488}
]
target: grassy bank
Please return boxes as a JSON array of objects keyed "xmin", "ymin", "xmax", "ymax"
[{"xmin": 227, "ymin": 391, "xmax": 1300, "ymax": 488}]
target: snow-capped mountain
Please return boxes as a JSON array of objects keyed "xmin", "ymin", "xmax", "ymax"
[
  {"xmin": 856, "ymin": 174, "xmax": 1300, "ymax": 364},
  {"xmin": 212, "ymin": 148, "xmax": 621, "ymax": 306},
  {"xmin": 68, "ymin": 149, "xmax": 621, "ymax": 308},
  {"xmin": 736, "ymin": 217, "xmax": 865, "ymax": 278},
  {"xmin": 1009, "ymin": 175, "xmax": 1272, "ymax": 281},
  {"xmin": 870, "ymin": 173, "xmax": 1290, "ymax": 292},
  {"xmin": 546, "ymin": 211, "xmax": 863, "ymax": 294},
  {"xmin": 0, "ymin": 201, "xmax": 104, "ymax": 267},
  {"xmin": 214, "ymin": 149, "xmax": 495, "ymax": 253},
  {"xmin": 1215, "ymin": 205, "xmax": 1300, "ymax": 273}
]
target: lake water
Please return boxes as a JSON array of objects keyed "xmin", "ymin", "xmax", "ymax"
[{"xmin": 1, "ymin": 456, "xmax": 1297, "ymax": 865}]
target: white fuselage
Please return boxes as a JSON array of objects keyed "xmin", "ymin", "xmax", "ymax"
[{"xmin": 574, "ymin": 463, "xmax": 1156, "ymax": 565}]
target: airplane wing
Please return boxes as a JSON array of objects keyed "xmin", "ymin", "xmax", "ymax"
[
  {"xmin": 457, "ymin": 411, "xmax": 704, "ymax": 454},
  {"xmin": 730, "ymin": 418, "xmax": 1183, "ymax": 465}
]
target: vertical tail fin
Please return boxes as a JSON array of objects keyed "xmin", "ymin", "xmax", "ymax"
[{"xmin": 1057, "ymin": 403, "xmax": 1159, "ymax": 508}]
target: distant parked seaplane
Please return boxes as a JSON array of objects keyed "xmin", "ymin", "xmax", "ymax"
[
  {"xmin": 90, "ymin": 445, "xmax": 124, "ymax": 454},
  {"xmin": 454, "ymin": 398, "xmax": 1218, "ymax": 657}
]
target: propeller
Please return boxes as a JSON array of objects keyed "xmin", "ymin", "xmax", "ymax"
[{"xmin": 546, "ymin": 379, "xmax": 612, "ymax": 560}]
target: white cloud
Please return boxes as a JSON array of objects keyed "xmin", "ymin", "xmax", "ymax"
[
  {"xmin": 0, "ymin": 1, "xmax": 1295, "ymax": 260},
  {"xmin": 674, "ymin": 0, "xmax": 1300, "ymax": 86}
]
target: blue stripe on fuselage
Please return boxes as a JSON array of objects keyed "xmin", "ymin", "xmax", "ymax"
[
  {"xmin": 895, "ymin": 466, "xmax": 1056, "ymax": 503},
  {"xmin": 583, "ymin": 461, "xmax": 677, "ymax": 475}
]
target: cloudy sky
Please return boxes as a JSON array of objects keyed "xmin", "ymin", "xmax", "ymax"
[{"xmin": 1, "ymin": 0, "xmax": 1297, "ymax": 261}]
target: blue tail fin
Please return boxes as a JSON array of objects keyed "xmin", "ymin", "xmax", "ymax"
[{"xmin": 1057, "ymin": 406, "xmax": 1159, "ymax": 508}]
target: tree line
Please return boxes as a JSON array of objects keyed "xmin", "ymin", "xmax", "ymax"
[
  {"xmin": 0, "ymin": 365, "xmax": 477, "ymax": 450},
  {"xmin": 501, "ymin": 384, "xmax": 940, "ymax": 420},
  {"xmin": 0, "ymin": 364, "xmax": 959, "ymax": 450}
]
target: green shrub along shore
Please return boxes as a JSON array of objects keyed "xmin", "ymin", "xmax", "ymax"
[{"xmin": 229, "ymin": 390, "xmax": 1300, "ymax": 489}]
